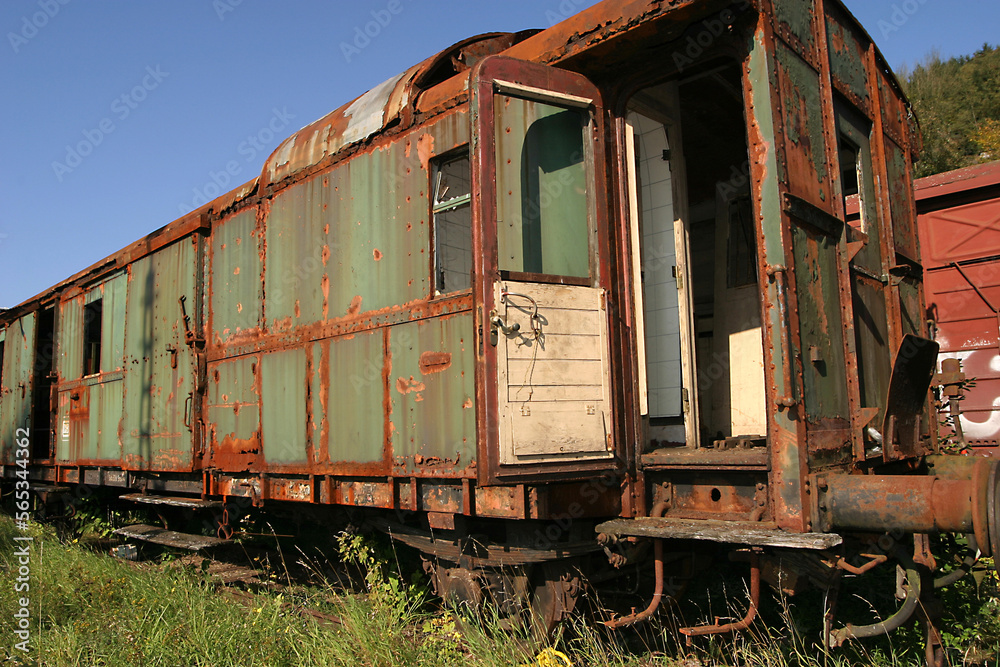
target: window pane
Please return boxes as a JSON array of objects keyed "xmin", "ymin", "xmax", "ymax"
[
  {"xmin": 433, "ymin": 154, "xmax": 472, "ymax": 294},
  {"xmin": 83, "ymin": 299, "xmax": 102, "ymax": 376},
  {"xmin": 495, "ymin": 96, "xmax": 590, "ymax": 278}
]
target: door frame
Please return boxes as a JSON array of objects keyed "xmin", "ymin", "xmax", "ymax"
[{"xmin": 470, "ymin": 55, "xmax": 618, "ymax": 484}]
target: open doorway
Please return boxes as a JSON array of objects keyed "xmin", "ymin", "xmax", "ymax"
[
  {"xmin": 30, "ymin": 306, "xmax": 55, "ymax": 460},
  {"xmin": 626, "ymin": 64, "xmax": 766, "ymax": 454}
]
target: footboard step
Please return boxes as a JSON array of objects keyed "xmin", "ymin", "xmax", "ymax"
[
  {"xmin": 114, "ymin": 524, "xmax": 229, "ymax": 551},
  {"xmin": 595, "ymin": 517, "xmax": 843, "ymax": 550},
  {"xmin": 120, "ymin": 493, "xmax": 224, "ymax": 510}
]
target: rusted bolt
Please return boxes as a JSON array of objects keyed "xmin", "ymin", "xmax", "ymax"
[{"xmin": 817, "ymin": 478, "xmax": 828, "ymax": 491}]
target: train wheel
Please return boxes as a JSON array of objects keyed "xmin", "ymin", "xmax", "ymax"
[
  {"xmin": 425, "ymin": 558, "xmax": 580, "ymax": 645},
  {"xmin": 523, "ymin": 561, "xmax": 581, "ymax": 643}
]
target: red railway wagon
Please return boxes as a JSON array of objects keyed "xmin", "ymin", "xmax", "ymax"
[
  {"xmin": 2, "ymin": 0, "xmax": 999, "ymax": 661},
  {"xmin": 917, "ymin": 161, "xmax": 1000, "ymax": 451}
]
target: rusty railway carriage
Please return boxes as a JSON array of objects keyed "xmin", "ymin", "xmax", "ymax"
[{"xmin": 2, "ymin": 0, "xmax": 999, "ymax": 659}]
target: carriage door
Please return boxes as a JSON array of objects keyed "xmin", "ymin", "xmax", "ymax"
[{"xmin": 471, "ymin": 56, "xmax": 614, "ymax": 474}]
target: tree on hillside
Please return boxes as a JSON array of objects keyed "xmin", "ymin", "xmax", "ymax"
[{"xmin": 899, "ymin": 44, "xmax": 1000, "ymax": 177}]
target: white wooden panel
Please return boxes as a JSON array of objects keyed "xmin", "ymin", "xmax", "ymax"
[
  {"xmin": 507, "ymin": 384, "xmax": 603, "ymax": 402},
  {"xmin": 505, "ymin": 333, "xmax": 602, "ymax": 361},
  {"xmin": 729, "ymin": 326, "xmax": 767, "ymax": 435},
  {"xmin": 505, "ymin": 402, "xmax": 608, "ymax": 459},
  {"xmin": 497, "ymin": 280, "xmax": 613, "ymax": 465}
]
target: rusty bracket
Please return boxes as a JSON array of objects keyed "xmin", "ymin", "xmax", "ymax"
[
  {"xmin": 679, "ymin": 550, "xmax": 761, "ymax": 643},
  {"xmin": 178, "ymin": 295, "xmax": 205, "ymax": 348},
  {"xmin": 766, "ymin": 264, "xmax": 796, "ymax": 410}
]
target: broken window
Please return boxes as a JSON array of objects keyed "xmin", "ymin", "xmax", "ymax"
[
  {"xmin": 432, "ymin": 151, "xmax": 472, "ymax": 295},
  {"xmin": 83, "ymin": 298, "xmax": 102, "ymax": 376},
  {"xmin": 836, "ymin": 101, "xmax": 878, "ymax": 236}
]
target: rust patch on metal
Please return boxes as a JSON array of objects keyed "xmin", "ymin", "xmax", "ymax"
[
  {"xmin": 211, "ymin": 433, "xmax": 263, "ymax": 472},
  {"xmin": 396, "ymin": 376, "xmax": 426, "ymax": 395},
  {"xmin": 418, "ymin": 351, "xmax": 451, "ymax": 375},
  {"xmin": 417, "ymin": 133, "xmax": 435, "ymax": 171},
  {"xmin": 321, "ymin": 275, "xmax": 330, "ymax": 320},
  {"xmin": 373, "ymin": 248, "xmax": 383, "ymax": 261},
  {"xmin": 347, "ymin": 295, "xmax": 363, "ymax": 316}
]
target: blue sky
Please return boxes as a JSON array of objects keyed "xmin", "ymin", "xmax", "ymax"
[{"xmin": 1, "ymin": 0, "xmax": 996, "ymax": 308}]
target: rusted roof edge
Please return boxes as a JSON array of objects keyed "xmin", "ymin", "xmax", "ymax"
[{"xmin": 914, "ymin": 160, "xmax": 1000, "ymax": 202}]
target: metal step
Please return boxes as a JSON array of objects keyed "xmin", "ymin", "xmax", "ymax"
[
  {"xmin": 114, "ymin": 524, "xmax": 228, "ymax": 551},
  {"xmin": 29, "ymin": 484, "xmax": 71, "ymax": 493},
  {"xmin": 595, "ymin": 517, "xmax": 842, "ymax": 550},
  {"xmin": 120, "ymin": 493, "xmax": 223, "ymax": 510}
]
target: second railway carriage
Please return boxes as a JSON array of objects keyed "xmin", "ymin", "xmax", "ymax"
[{"xmin": 3, "ymin": 0, "xmax": 999, "ymax": 660}]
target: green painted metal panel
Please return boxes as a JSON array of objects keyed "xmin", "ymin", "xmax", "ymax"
[
  {"xmin": 211, "ymin": 209, "xmax": 262, "ymax": 343},
  {"xmin": 825, "ymin": 3, "xmax": 870, "ymax": 108},
  {"xmin": 852, "ymin": 276, "xmax": 891, "ymax": 427},
  {"xmin": 261, "ymin": 347, "xmax": 308, "ymax": 465},
  {"xmin": 101, "ymin": 273, "xmax": 127, "ymax": 373},
  {"xmin": 0, "ymin": 314, "xmax": 35, "ymax": 463},
  {"xmin": 93, "ymin": 380, "xmax": 123, "ymax": 461},
  {"xmin": 898, "ymin": 277, "xmax": 923, "ymax": 338},
  {"xmin": 325, "ymin": 330, "xmax": 385, "ymax": 464},
  {"xmin": 885, "ymin": 138, "xmax": 918, "ymax": 259},
  {"xmin": 791, "ymin": 224, "xmax": 850, "ymax": 423},
  {"xmin": 58, "ymin": 296, "xmax": 83, "ymax": 382},
  {"xmin": 776, "ymin": 41, "xmax": 829, "ymax": 203},
  {"xmin": 263, "ymin": 113, "xmax": 469, "ymax": 331},
  {"xmin": 265, "ymin": 148, "xmax": 428, "ymax": 328},
  {"xmin": 207, "ymin": 354, "xmax": 261, "ymax": 471},
  {"xmin": 771, "ymin": 0, "xmax": 817, "ymax": 55},
  {"xmin": 390, "ymin": 314, "xmax": 475, "ymax": 474},
  {"xmin": 122, "ymin": 239, "xmax": 197, "ymax": 470}
]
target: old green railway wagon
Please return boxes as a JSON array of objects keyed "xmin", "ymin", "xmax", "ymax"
[{"xmin": 2, "ymin": 0, "xmax": 997, "ymax": 660}]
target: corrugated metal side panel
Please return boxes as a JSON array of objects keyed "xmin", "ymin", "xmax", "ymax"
[
  {"xmin": 390, "ymin": 314, "xmax": 475, "ymax": 475},
  {"xmin": 211, "ymin": 209, "xmax": 262, "ymax": 343},
  {"xmin": 58, "ymin": 297, "xmax": 83, "ymax": 382},
  {"xmin": 92, "ymin": 379, "xmax": 123, "ymax": 461},
  {"xmin": 207, "ymin": 354, "xmax": 261, "ymax": 471},
  {"xmin": 261, "ymin": 112, "xmax": 468, "ymax": 332},
  {"xmin": 102, "ymin": 273, "xmax": 128, "ymax": 372},
  {"xmin": 265, "ymin": 147, "xmax": 428, "ymax": 330},
  {"xmin": 122, "ymin": 239, "xmax": 196, "ymax": 470},
  {"xmin": 261, "ymin": 347, "xmax": 307, "ymax": 465},
  {"xmin": 324, "ymin": 330, "xmax": 385, "ymax": 465},
  {"xmin": 0, "ymin": 314, "xmax": 35, "ymax": 463}
]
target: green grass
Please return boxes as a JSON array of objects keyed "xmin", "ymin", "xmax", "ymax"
[{"xmin": 1, "ymin": 516, "xmax": 998, "ymax": 666}]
